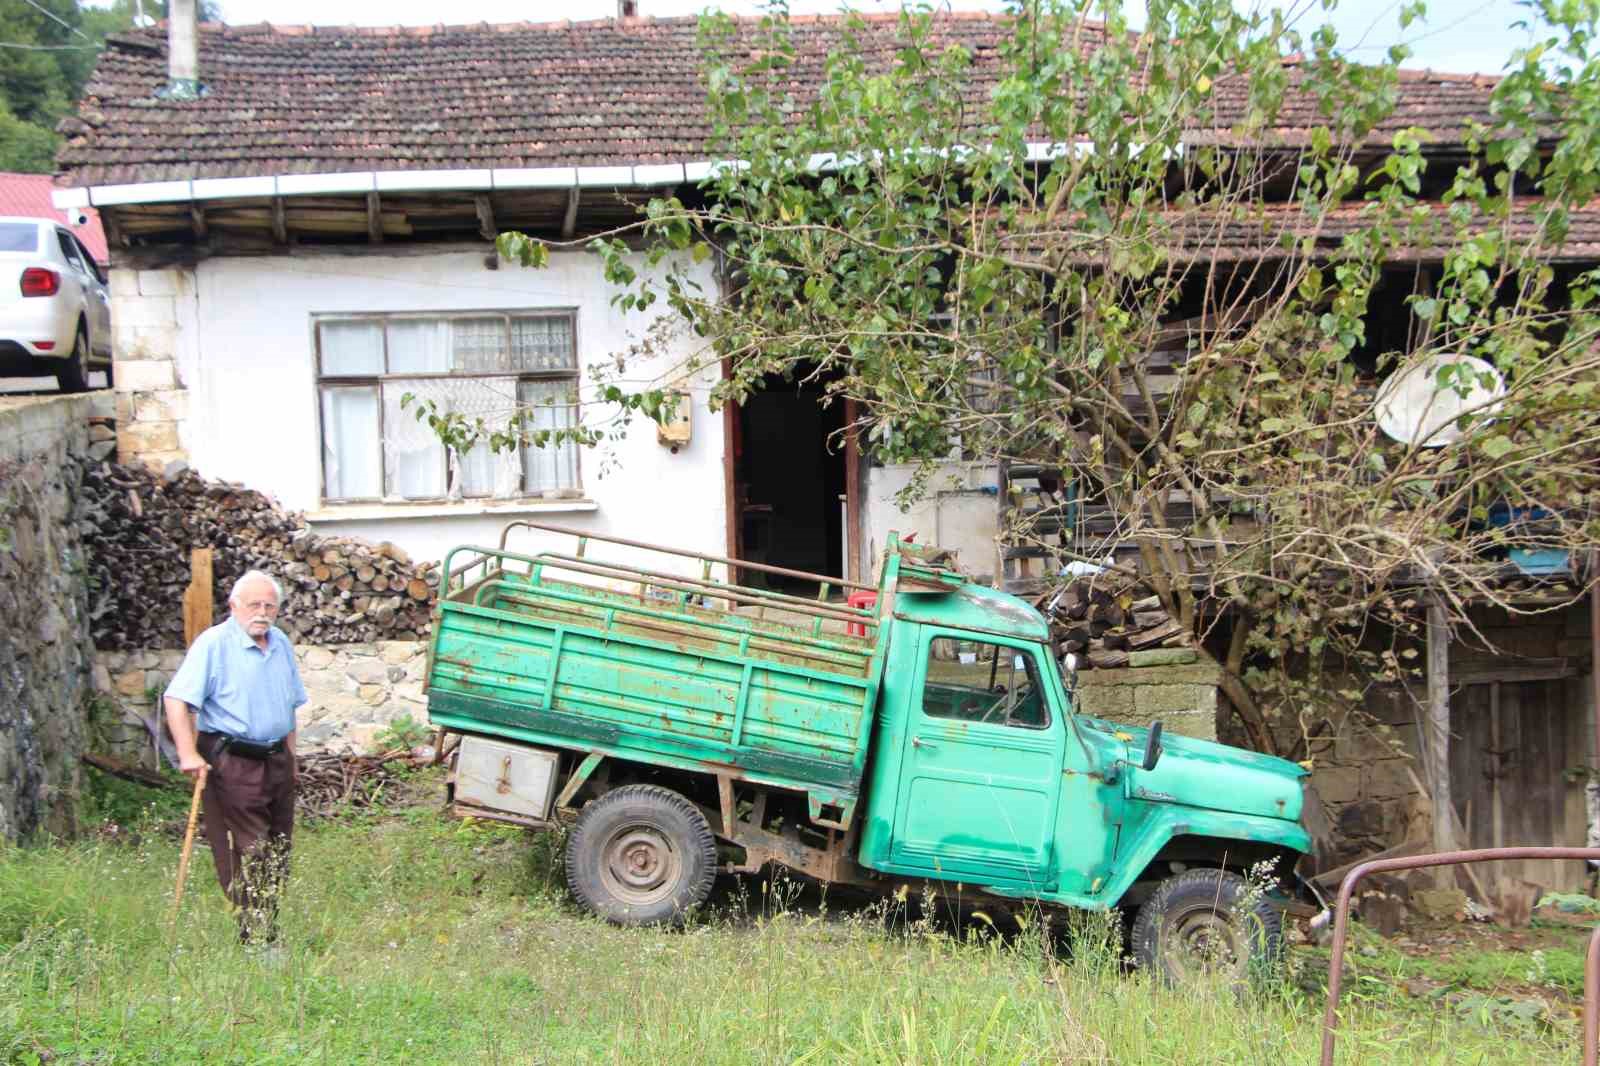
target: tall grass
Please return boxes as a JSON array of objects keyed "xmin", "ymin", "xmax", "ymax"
[{"xmin": 0, "ymin": 805, "xmax": 1579, "ymax": 1065}]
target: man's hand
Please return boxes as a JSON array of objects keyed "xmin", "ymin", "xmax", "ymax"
[{"xmin": 178, "ymin": 749, "xmax": 209, "ymax": 779}]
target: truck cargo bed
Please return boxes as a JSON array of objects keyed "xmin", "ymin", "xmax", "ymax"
[{"xmin": 425, "ymin": 526, "xmax": 889, "ymax": 827}]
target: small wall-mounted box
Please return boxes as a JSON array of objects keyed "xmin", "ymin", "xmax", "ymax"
[{"xmin": 657, "ymin": 386, "xmax": 692, "ymax": 448}]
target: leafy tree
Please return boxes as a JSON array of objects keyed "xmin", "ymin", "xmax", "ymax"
[
  {"xmin": 0, "ymin": 0, "xmax": 218, "ymax": 173},
  {"xmin": 486, "ymin": 0, "xmax": 1600, "ymax": 763}
]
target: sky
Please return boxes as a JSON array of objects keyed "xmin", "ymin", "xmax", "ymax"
[{"xmin": 194, "ymin": 0, "xmax": 1547, "ymax": 76}]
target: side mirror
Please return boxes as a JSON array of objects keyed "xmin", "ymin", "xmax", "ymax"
[
  {"xmin": 1060, "ymin": 651, "xmax": 1079, "ymax": 703},
  {"xmin": 1141, "ymin": 720, "xmax": 1164, "ymax": 772}
]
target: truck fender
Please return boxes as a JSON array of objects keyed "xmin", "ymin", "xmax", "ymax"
[{"xmin": 1102, "ymin": 806, "xmax": 1312, "ymax": 906}]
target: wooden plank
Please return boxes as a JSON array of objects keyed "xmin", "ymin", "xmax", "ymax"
[
  {"xmin": 271, "ymin": 197, "xmax": 287, "ymax": 244},
  {"xmin": 1426, "ymin": 598, "xmax": 1455, "ymax": 862},
  {"xmin": 366, "ymin": 191, "xmax": 384, "ymax": 244},
  {"xmin": 1523, "ymin": 682, "xmax": 1554, "ymax": 886},
  {"xmin": 1490, "ymin": 681, "xmax": 1504, "ymax": 849},
  {"xmin": 182, "ymin": 547, "xmax": 213, "ymax": 647}
]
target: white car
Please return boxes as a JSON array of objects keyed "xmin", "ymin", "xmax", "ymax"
[{"xmin": 0, "ymin": 216, "xmax": 111, "ymax": 392}]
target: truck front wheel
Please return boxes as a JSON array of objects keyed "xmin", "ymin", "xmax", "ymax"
[
  {"xmin": 1130, "ymin": 868, "xmax": 1282, "ymax": 986},
  {"xmin": 565, "ymin": 784, "xmax": 717, "ymax": 927}
]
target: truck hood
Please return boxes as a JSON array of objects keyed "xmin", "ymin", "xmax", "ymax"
[{"xmin": 1082, "ymin": 718, "xmax": 1306, "ymax": 822}]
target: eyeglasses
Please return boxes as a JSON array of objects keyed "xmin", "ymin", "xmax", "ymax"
[{"xmin": 239, "ymin": 599, "xmax": 280, "ymax": 613}]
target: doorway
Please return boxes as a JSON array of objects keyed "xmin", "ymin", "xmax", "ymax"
[{"xmin": 728, "ymin": 369, "xmax": 850, "ymax": 592}]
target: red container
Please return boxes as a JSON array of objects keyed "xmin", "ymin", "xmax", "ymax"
[{"xmin": 846, "ymin": 590, "xmax": 878, "ymax": 637}]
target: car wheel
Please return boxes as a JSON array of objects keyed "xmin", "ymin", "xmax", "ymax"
[{"xmin": 55, "ymin": 326, "xmax": 89, "ymax": 394}]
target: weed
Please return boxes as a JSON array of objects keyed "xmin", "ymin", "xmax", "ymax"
[{"xmin": 373, "ymin": 713, "xmax": 432, "ymax": 752}]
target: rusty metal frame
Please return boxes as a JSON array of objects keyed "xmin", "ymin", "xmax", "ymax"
[
  {"xmin": 1321, "ymin": 846, "xmax": 1600, "ymax": 1066},
  {"xmin": 496, "ymin": 519, "xmax": 877, "ymax": 591}
]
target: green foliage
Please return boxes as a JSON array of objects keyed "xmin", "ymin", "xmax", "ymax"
[
  {"xmin": 0, "ymin": 812, "xmax": 1582, "ymax": 1062},
  {"xmin": 0, "ymin": 0, "xmax": 220, "ymax": 172},
  {"xmin": 372, "ymin": 713, "xmax": 431, "ymax": 752},
  {"xmin": 1538, "ymin": 891, "xmax": 1600, "ymax": 916},
  {"xmin": 486, "ymin": 0, "xmax": 1600, "ymax": 756}
]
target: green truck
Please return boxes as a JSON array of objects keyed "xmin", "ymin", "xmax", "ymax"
[{"xmin": 424, "ymin": 522, "xmax": 1313, "ymax": 979}]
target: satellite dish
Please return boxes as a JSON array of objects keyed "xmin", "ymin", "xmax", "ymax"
[{"xmin": 1374, "ymin": 352, "xmax": 1505, "ymax": 448}]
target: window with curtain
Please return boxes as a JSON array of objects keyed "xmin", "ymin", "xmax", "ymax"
[{"xmin": 315, "ymin": 311, "xmax": 581, "ymax": 503}]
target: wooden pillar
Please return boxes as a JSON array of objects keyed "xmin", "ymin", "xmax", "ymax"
[{"xmin": 1427, "ymin": 596, "xmax": 1456, "ymax": 858}]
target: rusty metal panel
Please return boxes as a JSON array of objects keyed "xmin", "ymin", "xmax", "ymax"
[{"xmin": 454, "ymin": 735, "xmax": 559, "ymax": 821}]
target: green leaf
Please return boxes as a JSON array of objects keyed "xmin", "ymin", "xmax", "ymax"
[{"xmin": 1479, "ymin": 435, "xmax": 1516, "ymax": 459}]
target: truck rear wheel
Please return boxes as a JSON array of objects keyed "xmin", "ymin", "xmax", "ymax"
[
  {"xmin": 565, "ymin": 784, "xmax": 716, "ymax": 927},
  {"xmin": 1130, "ymin": 868, "xmax": 1282, "ymax": 987}
]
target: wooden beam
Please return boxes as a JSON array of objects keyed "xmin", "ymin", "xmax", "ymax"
[
  {"xmin": 102, "ymin": 209, "xmax": 127, "ymax": 250},
  {"xmin": 183, "ymin": 547, "xmax": 214, "ymax": 647},
  {"xmin": 562, "ymin": 186, "xmax": 580, "ymax": 239},
  {"xmin": 366, "ymin": 190, "xmax": 383, "ymax": 244},
  {"xmin": 474, "ymin": 193, "xmax": 496, "ymax": 241},
  {"xmin": 271, "ymin": 196, "xmax": 287, "ymax": 244},
  {"xmin": 1426, "ymin": 596, "xmax": 1456, "ymax": 863},
  {"xmin": 189, "ymin": 203, "xmax": 207, "ymax": 240}
]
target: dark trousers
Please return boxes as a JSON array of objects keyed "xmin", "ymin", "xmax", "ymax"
[{"xmin": 197, "ymin": 734, "xmax": 296, "ymax": 943}]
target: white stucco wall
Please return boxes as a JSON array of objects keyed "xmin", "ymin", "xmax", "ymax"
[
  {"xmin": 173, "ymin": 248, "xmax": 726, "ymax": 572},
  {"xmin": 863, "ymin": 461, "xmax": 1000, "ymax": 583}
]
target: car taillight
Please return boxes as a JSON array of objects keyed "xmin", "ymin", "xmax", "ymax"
[{"xmin": 20, "ymin": 268, "xmax": 59, "ymax": 297}]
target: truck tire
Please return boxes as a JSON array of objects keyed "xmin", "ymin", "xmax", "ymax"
[
  {"xmin": 1130, "ymin": 868, "xmax": 1282, "ymax": 986},
  {"xmin": 565, "ymin": 784, "xmax": 717, "ymax": 927}
]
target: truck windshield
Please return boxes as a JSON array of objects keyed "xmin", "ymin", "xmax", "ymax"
[
  {"xmin": 922, "ymin": 637, "xmax": 1049, "ymax": 729},
  {"xmin": 0, "ymin": 223, "xmax": 38, "ymax": 253}
]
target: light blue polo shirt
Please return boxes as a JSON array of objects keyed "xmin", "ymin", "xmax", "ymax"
[{"xmin": 164, "ymin": 618, "xmax": 308, "ymax": 742}]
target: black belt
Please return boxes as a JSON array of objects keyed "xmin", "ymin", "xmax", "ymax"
[{"xmin": 200, "ymin": 731, "xmax": 288, "ymax": 760}]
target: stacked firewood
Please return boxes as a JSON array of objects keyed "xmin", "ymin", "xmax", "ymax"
[
  {"xmin": 77, "ymin": 460, "xmax": 437, "ymax": 649},
  {"xmin": 1043, "ymin": 580, "xmax": 1191, "ymax": 669}
]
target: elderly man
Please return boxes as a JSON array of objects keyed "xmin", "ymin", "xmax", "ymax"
[{"xmin": 164, "ymin": 569, "xmax": 308, "ymax": 946}]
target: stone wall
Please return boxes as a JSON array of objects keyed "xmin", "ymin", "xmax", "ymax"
[
  {"xmin": 0, "ymin": 396, "xmax": 97, "ymax": 840},
  {"xmin": 109, "ymin": 267, "xmax": 191, "ymax": 472},
  {"xmin": 1073, "ymin": 649, "xmax": 1220, "ymax": 741},
  {"xmin": 93, "ymin": 638, "xmax": 430, "ymax": 760}
]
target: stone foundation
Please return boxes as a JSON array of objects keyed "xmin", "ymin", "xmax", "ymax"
[
  {"xmin": 93, "ymin": 639, "xmax": 429, "ymax": 760},
  {"xmin": 1072, "ymin": 650, "xmax": 1220, "ymax": 741}
]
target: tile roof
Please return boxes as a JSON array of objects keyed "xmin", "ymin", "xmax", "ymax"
[
  {"xmin": 1002, "ymin": 197, "xmax": 1600, "ymax": 265},
  {"xmin": 56, "ymin": 13, "xmax": 1505, "ymax": 189},
  {"xmin": 0, "ymin": 171, "xmax": 108, "ymax": 261}
]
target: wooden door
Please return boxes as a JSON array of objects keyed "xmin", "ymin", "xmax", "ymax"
[{"xmin": 1450, "ymin": 678, "xmax": 1589, "ymax": 891}]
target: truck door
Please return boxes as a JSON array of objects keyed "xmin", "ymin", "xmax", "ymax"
[{"xmin": 887, "ymin": 631, "xmax": 1065, "ymax": 888}]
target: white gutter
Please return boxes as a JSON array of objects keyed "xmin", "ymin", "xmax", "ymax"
[{"xmin": 50, "ymin": 142, "xmax": 1102, "ymax": 210}]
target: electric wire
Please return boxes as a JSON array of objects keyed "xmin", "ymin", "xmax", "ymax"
[{"xmin": 18, "ymin": 0, "xmax": 92, "ymax": 40}]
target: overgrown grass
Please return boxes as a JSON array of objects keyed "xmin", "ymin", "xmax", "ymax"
[{"xmin": 0, "ymin": 799, "xmax": 1582, "ymax": 1065}]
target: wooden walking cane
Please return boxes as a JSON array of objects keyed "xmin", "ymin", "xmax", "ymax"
[
  {"xmin": 170, "ymin": 547, "xmax": 216, "ymax": 937},
  {"xmin": 170, "ymin": 765, "xmax": 208, "ymax": 934}
]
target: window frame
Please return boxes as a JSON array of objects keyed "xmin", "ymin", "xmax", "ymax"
[
  {"xmin": 72, "ymin": 235, "xmax": 105, "ymax": 284},
  {"xmin": 918, "ymin": 632, "xmax": 1053, "ymax": 731},
  {"xmin": 55, "ymin": 229, "xmax": 85, "ymax": 273},
  {"xmin": 312, "ymin": 308, "xmax": 582, "ymax": 506}
]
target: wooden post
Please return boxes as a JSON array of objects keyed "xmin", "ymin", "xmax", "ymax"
[
  {"xmin": 1427, "ymin": 596, "xmax": 1456, "ymax": 862},
  {"xmin": 182, "ymin": 548, "xmax": 214, "ymax": 647}
]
